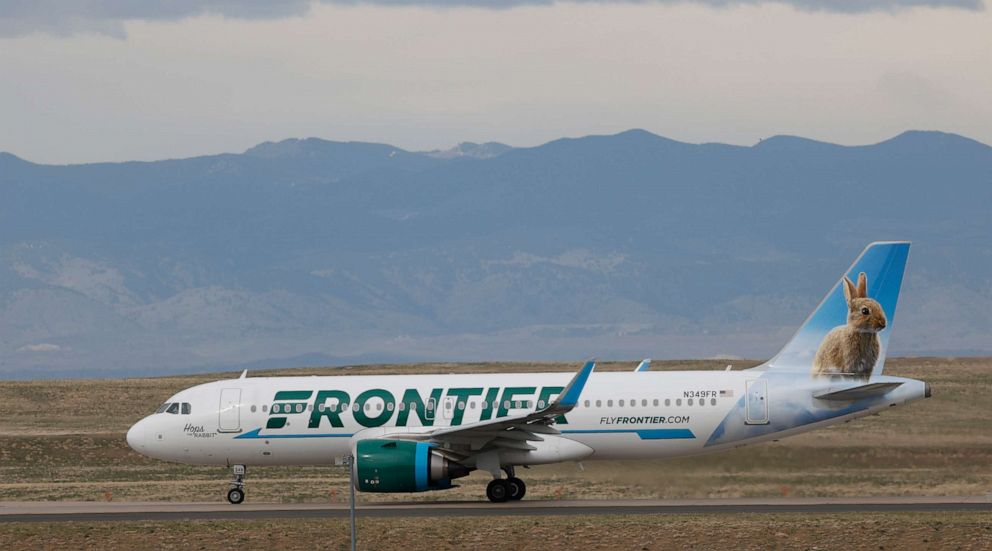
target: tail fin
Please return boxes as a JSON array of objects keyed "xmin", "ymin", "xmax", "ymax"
[{"xmin": 762, "ymin": 241, "xmax": 910, "ymax": 376}]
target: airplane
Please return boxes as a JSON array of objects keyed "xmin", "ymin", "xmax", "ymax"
[{"xmin": 127, "ymin": 242, "xmax": 929, "ymax": 504}]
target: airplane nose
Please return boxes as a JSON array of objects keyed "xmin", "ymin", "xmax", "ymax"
[{"xmin": 126, "ymin": 418, "xmax": 147, "ymax": 452}]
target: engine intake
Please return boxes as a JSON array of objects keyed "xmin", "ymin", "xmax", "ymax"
[{"xmin": 355, "ymin": 439, "xmax": 471, "ymax": 492}]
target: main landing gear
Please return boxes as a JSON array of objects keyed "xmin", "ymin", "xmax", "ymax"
[
  {"xmin": 227, "ymin": 464, "xmax": 246, "ymax": 504},
  {"xmin": 486, "ymin": 466, "xmax": 526, "ymax": 503}
]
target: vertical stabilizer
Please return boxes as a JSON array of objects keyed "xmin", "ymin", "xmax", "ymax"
[{"xmin": 761, "ymin": 242, "xmax": 910, "ymax": 378}]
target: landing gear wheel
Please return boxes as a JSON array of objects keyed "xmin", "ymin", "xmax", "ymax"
[
  {"xmin": 506, "ymin": 477, "xmax": 526, "ymax": 500},
  {"xmin": 227, "ymin": 464, "xmax": 246, "ymax": 505},
  {"xmin": 486, "ymin": 479, "xmax": 510, "ymax": 503}
]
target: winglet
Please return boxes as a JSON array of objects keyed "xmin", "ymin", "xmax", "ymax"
[
  {"xmin": 239, "ymin": 369, "xmax": 248, "ymax": 379},
  {"xmin": 634, "ymin": 358, "xmax": 651, "ymax": 372},
  {"xmin": 556, "ymin": 360, "xmax": 595, "ymax": 408}
]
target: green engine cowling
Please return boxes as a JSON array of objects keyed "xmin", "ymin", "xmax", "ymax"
[{"xmin": 355, "ymin": 439, "xmax": 471, "ymax": 492}]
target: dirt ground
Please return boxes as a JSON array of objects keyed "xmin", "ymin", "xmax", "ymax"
[{"xmin": 1, "ymin": 512, "xmax": 990, "ymax": 551}]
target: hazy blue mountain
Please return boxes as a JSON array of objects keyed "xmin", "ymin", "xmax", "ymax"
[{"xmin": 1, "ymin": 130, "xmax": 990, "ymax": 378}]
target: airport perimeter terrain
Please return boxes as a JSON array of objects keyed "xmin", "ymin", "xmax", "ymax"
[{"xmin": 0, "ymin": 357, "xmax": 989, "ymax": 549}]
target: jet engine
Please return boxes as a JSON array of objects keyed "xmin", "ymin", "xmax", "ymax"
[{"xmin": 354, "ymin": 439, "xmax": 471, "ymax": 492}]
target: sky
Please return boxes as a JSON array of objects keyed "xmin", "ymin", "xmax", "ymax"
[{"xmin": 1, "ymin": 0, "xmax": 990, "ymax": 164}]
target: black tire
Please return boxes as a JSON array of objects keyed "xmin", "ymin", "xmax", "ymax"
[
  {"xmin": 486, "ymin": 479, "xmax": 510, "ymax": 503},
  {"xmin": 506, "ymin": 477, "xmax": 526, "ymax": 501},
  {"xmin": 227, "ymin": 488, "xmax": 245, "ymax": 505}
]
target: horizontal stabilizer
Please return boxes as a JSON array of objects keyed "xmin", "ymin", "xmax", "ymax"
[{"xmin": 814, "ymin": 382, "xmax": 903, "ymax": 401}]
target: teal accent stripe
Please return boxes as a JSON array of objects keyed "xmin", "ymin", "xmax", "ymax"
[
  {"xmin": 234, "ymin": 427, "xmax": 694, "ymax": 440},
  {"xmin": 414, "ymin": 442, "xmax": 429, "ymax": 490},
  {"xmin": 562, "ymin": 428, "xmax": 695, "ymax": 439},
  {"xmin": 234, "ymin": 428, "xmax": 353, "ymax": 439},
  {"xmin": 274, "ymin": 390, "xmax": 313, "ymax": 401}
]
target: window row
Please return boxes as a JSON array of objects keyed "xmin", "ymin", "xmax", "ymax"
[{"xmin": 248, "ymin": 396, "xmax": 719, "ymax": 414}]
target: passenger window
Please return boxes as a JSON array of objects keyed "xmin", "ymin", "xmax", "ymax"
[
  {"xmin": 166, "ymin": 403, "xmax": 180, "ymax": 414},
  {"xmin": 676, "ymin": 399, "xmax": 682, "ymax": 406},
  {"xmin": 251, "ymin": 405, "xmax": 257, "ymax": 413},
  {"xmin": 262, "ymin": 405, "xmax": 268, "ymax": 412},
  {"xmin": 653, "ymin": 399, "xmax": 659, "ymax": 406},
  {"xmin": 688, "ymin": 398, "xmax": 694, "ymax": 406},
  {"xmin": 181, "ymin": 403, "xmax": 191, "ymax": 415},
  {"xmin": 398, "ymin": 402, "xmax": 406, "ymax": 411},
  {"xmin": 582, "ymin": 400, "xmax": 588, "ymax": 408},
  {"xmin": 619, "ymin": 399, "xmax": 624, "ymax": 407},
  {"xmin": 642, "ymin": 399, "xmax": 648, "ymax": 407},
  {"xmin": 665, "ymin": 399, "xmax": 671, "ymax": 406},
  {"xmin": 387, "ymin": 402, "xmax": 395, "ymax": 412},
  {"xmin": 458, "ymin": 401, "xmax": 465, "ymax": 410},
  {"xmin": 710, "ymin": 398, "xmax": 717, "ymax": 406},
  {"xmin": 607, "ymin": 400, "xmax": 613, "ymax": 407},
  {"xmin": 596, "ymin": 400, "xmax": 602, "ymax": 407}
]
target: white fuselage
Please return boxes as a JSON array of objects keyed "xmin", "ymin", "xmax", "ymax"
[{"xmin": 126, "ymin": 369, "xmax": 928, "ymax": 468}]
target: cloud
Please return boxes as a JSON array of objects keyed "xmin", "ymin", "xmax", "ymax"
[{"xmin": 0, "ymin": 0, "xmax": 984, "ymax": 38}]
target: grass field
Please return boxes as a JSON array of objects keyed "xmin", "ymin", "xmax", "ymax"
[
  {"xmin": 1, "ymin": 512, "xmax": 990, "ymax": 550},
  {"xmin": 0, "ymin": 357, "xmax": 989, "ymax": 504}
]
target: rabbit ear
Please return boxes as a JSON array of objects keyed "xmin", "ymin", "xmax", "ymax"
[
  {"xmin": 856, "ymin": 272, "xmax": 868, "ymax": 298},
  {"xmin": 842, "ymin": 276, "xmax": 856, "ymax": 304}
]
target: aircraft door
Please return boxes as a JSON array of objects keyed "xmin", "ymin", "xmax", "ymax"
[
  {"xmin": 745, "ymin": 379, "xmax": 769, "ymax": 425},
  {"xmin": 441, "ymin": 396, "xmax": 457, "ymax": 423},
  {"xmin": 218, "ymin": 388, "xmax": 242, "ymax": 433}
]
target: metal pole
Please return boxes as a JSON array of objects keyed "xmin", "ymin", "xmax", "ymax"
[{"xmin": 348, "ymin": 454, "xmax": 357, "ymax": 551}]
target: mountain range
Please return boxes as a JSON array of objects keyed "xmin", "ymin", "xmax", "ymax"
[{"xmin": 1, "ymin": 129, "xmax": 990, "ymax": 378}]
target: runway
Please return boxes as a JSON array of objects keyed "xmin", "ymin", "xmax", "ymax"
[{"xmin": 1, "ymin": 496, "xmax": 989, "ymax": 523}]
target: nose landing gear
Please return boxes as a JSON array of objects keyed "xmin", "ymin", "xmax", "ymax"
[{"xmin": 227, "ymin": 464, "xmax": 246, "ymax": 504}]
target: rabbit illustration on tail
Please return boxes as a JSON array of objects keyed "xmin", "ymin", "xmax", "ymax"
[{"xmin": 812, "ymin": 272, "xmax": 887, "ymax": 379}]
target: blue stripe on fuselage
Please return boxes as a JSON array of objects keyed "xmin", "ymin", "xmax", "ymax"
[{"xmin": 561, "ymin": 428, "xmax": 695, "ymax": 439}]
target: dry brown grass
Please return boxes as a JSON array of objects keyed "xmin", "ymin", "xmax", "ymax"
[
  {"xmin": 0, "ymin": 357, "xmax": 989, "ymax": 503},
  {"xmin": 1, "ymin": 512, "xmax": 990, "ymax": 550}
]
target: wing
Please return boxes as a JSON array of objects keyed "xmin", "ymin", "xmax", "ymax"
[{"xmin": 426, "ymin": 360, "xmax": 595, "ymax": 456}]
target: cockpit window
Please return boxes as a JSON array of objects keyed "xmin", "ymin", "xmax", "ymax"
[
  {"xmin": 166, "ymin": 402, "xmax": 180, "ymax": 414},
  {"xmin": 181, "ymin": 402, "xmax": 191, "ymax": 415},
  {"xmin": 156, "ymin": 403, "xmax": 171, "ymax": 414}
]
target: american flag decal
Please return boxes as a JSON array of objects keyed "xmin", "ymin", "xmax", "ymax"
[{"xmin": 719, "ymin": 389, "xmax": 734, "ymax": 398}]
